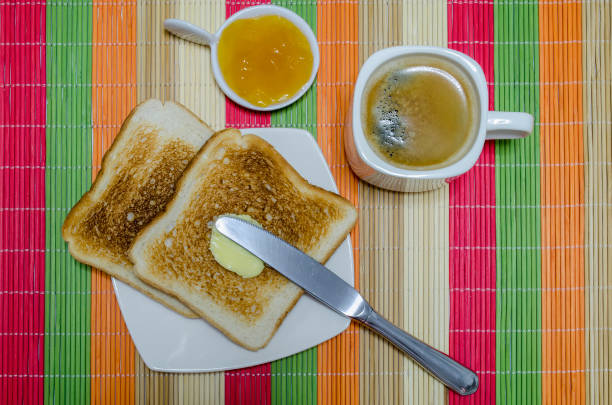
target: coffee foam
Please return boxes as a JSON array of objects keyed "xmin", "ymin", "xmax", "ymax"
[{"xmin": 369, "ymin": 70, "xmax": 420, "ymax": 151}]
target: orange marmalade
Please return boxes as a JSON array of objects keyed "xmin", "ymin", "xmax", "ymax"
[{"xmin": 217, "ymin": 15, "xmax": 313, "ymax": 108}]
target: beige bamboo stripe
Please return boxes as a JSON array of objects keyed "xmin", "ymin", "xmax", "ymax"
[
  {"xmin": 136, "ymin": 0, "xmax": 225, "ymax": 403},
  {"xmin": 401, "ymin": 4, "xmax": 448, "ymax": 403},
  {"xmin": 401, "ymin": 1, "xmax": 449, "ymax": 403},
  {"xmin": 583, "ymin": 1, "xmax": 611, "ymax": 404},
  {"xmin": 357, "ymin": 1, "xmax": 448, "ymax": 404},
  {"xmin": 358, "ymin": 1, "xmax": 404, "ymax": 404},
  {"xmin": 173, "ymin": 0, "xmax": 225, "ymax": 128},
  {"xmin": 403, "ymin": 0, "xmax": 447, "ymax": 47},
  {"xmin": 402, "ymin": 188, "xmax": 449, "ymax": 404},
  {"xmin": 359, "ymin": 188, "xmax": 405, "ymax": 405},
  {"xmin": 134, "ymin": 356, "xmax": 225, "ymax": 404}
]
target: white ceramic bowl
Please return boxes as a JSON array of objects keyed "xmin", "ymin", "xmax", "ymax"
[{"xmin": 165, "ymin": 6, "xmax": 320, "ymax": 111}]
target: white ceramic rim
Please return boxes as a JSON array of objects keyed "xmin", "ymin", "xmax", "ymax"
[
  {"xmin": 210, "ymin": 5, "xmax": 320, "ymax": 111},
  {"xmin": 351, "ymin": 46, "xmax": 488, "ymax": 180}
]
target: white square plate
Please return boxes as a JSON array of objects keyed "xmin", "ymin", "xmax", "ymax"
[{"xmin": 113, "ymin": 128, "xmax": 354, "ymax": 372}]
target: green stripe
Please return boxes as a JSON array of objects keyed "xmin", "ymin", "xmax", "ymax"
[
  {"xmin": 494, "ymin": 2, "xmax": 541, "ymax": 405},
  {"xmin": 270, "ymin": 0, "xmax": 317, "ymax": 403},
  {"xmin": 45, "ymin": 0, "xmax": 92, "ymax": 403}
]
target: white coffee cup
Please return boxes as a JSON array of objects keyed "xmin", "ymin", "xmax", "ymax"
[
  {"xmin": 164, "ymin": 5, "xmax": 320, "ymax": 111},
  {"xmin": 344, "ymin": 46, "xmax": 534, "ymax": 192}
]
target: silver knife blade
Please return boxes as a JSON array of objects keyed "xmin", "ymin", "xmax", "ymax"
[
  {"xmin": 214, "ymin": 216, "xmax": 371, "ymax": 320},
  {"xmin": 214, "ymin": 215, "xmax": 479, "ymax": 396}
]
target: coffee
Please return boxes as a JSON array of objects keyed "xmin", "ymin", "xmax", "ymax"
[{"xmin": 361, "ymin": 55, "xmax": 478, "ymax": 170}]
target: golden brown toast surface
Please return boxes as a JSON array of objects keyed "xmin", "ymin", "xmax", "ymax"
[
  {"xmin": 72, "ymin": 135, "xmax": 195, "ymax": 264},
  {"xmin": 130, "ymin": 128, "xmax": 357, "ymax": 349},
  {"xmin": 63, "ymin": 99, "xmax": 214, "ymax": 317},
  {"xmin": 144, "ymin": 134, "xmax": 344, "ymax": 321}
]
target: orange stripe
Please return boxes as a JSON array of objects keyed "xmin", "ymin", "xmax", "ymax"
[
  {"xmin": 539, "ymin": 2, "xmax": 585, "ymax": 404},
  {"xmin": 91, "ymin": 1, "xmax": 137, "ymax": 404},
  {"xmin": 316, "ymin": 1, "xmax": 359, "ymax": 404}
]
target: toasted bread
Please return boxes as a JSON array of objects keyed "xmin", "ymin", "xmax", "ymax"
[
  {"xmin": 129, "ymin": 129, "xmax": 357, "ymax": 350},
  {"xmin": 62, "ymin": 99, "xmax": 215, "ymax": 317}
]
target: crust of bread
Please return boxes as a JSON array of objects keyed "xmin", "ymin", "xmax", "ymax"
[
  {"xmin": 62, "ymin": 99, "xmax": 215, "ymax": 318},
  {"xmin": 130, "ymin": 128, "xmax": 357, "ymax": 350}
]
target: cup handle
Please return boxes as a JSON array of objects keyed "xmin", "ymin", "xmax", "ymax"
[
  {"xmin": 164, "ymin": 19, "xmax": 215, "ymax": 46},
  {"xmin": 486, "ymin": 112, "xmax": 534, "ymax": 140}
]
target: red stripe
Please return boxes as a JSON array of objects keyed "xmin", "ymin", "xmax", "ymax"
[
  {"xmin": 447, "ymin": 1, "xmax": 496, "ymax": 404},
  {"xmin": 223, "ymin": 1, "xmax": 272, "ymax": 404},
  {"xmin": 225, "ymin": 363, "xmax": 271, "ymax": 405},
  {"xmin": 0, "ymin": 2, "xmax": 46, "ymax": 404},
  {"xmin": 226, "ymin": 100, "xmax": 271, "ymax": 128}
]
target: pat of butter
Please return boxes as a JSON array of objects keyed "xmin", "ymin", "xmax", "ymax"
[{"xmin": 209, "ymin": 214, "xmax": 264, "ymax": 278}]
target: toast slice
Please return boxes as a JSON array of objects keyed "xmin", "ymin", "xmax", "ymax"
[
  {"xmin": 129, "ymin": 129, "xmax": 357, "ymax": 350},
  {"xmin": 62, "ymin": 99, "xmax": 215, "ymax": 317}
]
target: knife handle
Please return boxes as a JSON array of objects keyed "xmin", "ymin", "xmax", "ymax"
[{"xmin": 361, "ymin": 310, "xmax": 479, "ymax": 396}]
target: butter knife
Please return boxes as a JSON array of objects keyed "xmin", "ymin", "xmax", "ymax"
[{"xmin": 214, "ymin": 216, "xmax": 478, "ymax": 395}]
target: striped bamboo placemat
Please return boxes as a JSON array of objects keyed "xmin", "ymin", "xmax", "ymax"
[{"xmin": 1, "ymin": 0, "xmax": 610, "ymax": 404}]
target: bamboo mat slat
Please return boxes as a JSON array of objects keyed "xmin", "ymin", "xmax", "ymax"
[
  {"xmin": 315, "ymin": 0, "xmax": 360, "ymax": 403},
  {"xmin": 495, "ymin": 2, "xmax": 542, "ymax": 404},
  {"xmin": 357, "ymin": 1, "xmax": 450, "ymax": 404},
  {"xmin": 447, "ymin": 2, "xmax": 497, "ymax": 404},
  {"xmin": 1, "ymin": 1, "xmax": 611, "ymax": 404},
  {"xmin": 91, "ymin": 0, "xmax": 137, "ymax": 403},
  {"xmin": 401, "ymin": 5, "xmax": 449, "ymax": 403},
  {"xmin": 539, "ymin": 3, "xmax": 586, "ymax": 403},
  {"xmin": 583, "ymin": 2, "xmax": 611, "ymax": 404},
  {"xmin": 44, "ymin": 0, "xmax": 93, "ymax": 403},
  {"xmin": 357, "ymin": 0, "xmax": 405, "ymax": 404},
  {"xmin": 0, "ymin": 2, "xmax": 46, "ymax": 405}
]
